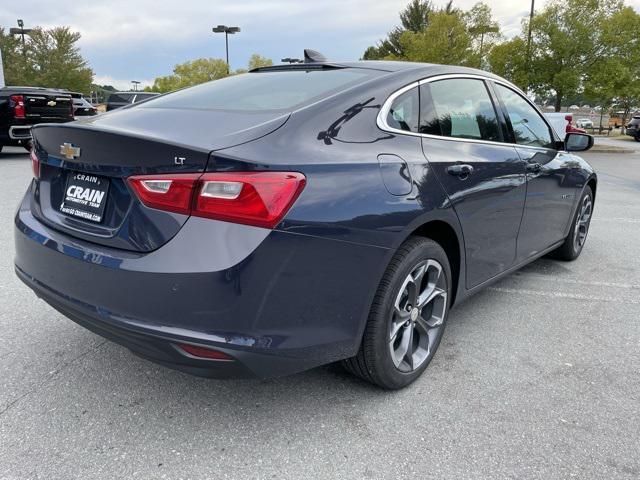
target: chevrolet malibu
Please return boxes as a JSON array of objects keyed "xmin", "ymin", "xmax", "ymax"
[{"xmin": 14, "ymin": 58, "xmax": 596, "ymax": 389}]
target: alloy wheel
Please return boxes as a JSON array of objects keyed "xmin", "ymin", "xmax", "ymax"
[
  {"xmin": 573, "ymin": 195, "xmax": 592, "ymax": 252},
  {"xmin": 389, "ymin": 259, "xmax": 448, "ymax": 373}
]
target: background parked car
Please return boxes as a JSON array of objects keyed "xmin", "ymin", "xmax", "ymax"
[
  {"xmin": 0, "ymin": 86, "xmax": 74, "ymax": 152},
  {"xmin": 625, "ymin": 115, "xmax": 640, "ymax": 141},
  {"xmin": 576, "ymin": 118, "xmax": 594, "ymax": 129},
  {"xmin": 106, "ymin": 91, "xmax": 159, "ymax": 111},
  {"xmin": 66, "ymin": 93, "xmax": 98, "ymax": 119}
]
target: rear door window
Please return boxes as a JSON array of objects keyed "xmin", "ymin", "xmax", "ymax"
[{"xmin": 421, "ymin": 79, "xmax": 502, "ymax": 142}]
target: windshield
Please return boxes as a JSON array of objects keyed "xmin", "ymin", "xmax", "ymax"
[{"xmin": 140, "ymin": 69, "xmax": 380, "ymax": 112}]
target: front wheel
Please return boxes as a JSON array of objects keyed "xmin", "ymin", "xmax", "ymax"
[
  {"xmin": 550, "ymin": 186, "xmax": 593, "ymax": 261},
  {"xmin": 343, "ymin": 237, "xmax": 451, "ymax": 389}
]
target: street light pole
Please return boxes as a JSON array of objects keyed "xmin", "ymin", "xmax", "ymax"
[
  {"xmin": 9, "ymin": 19, "xmax": 33, "ymax": 60},
  {"xmin": 212, "ymin": 25, "xmax": 240, "ymax": 74}
]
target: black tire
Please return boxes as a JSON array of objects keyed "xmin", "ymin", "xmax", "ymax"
[
  {"xmin": 343, "ymin": 237, "xmax": 452, "ymax": 389},
  {"xmin": 550, "ymin": 186, "xmax": 593, "ymax": 261},
  {"xmin": 634, "ymin": 136, "xmax": 640, "ymax": 142}
]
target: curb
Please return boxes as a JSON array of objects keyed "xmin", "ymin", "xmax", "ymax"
[{"xmin": 589, "ymin": 147, "xmax": 636, "ymax": 154}]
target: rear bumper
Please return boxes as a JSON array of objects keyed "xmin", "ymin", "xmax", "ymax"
[
  {"xmin": 9, "ymin": 125, "xmax": 33, "ymax": 140},
  {"xmin": 14, "ymin": 189, "xmax": 389, "ymax": 378}
]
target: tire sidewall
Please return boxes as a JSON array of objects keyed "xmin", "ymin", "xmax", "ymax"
[
  {"xmin": 572, "ymin": 187, "xmax": 593, "ymax": 256},
  {"xmin": 370, "ymin": 239, "xmax": 452, "ymax": 389}
]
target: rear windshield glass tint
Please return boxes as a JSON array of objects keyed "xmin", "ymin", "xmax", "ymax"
[
  {"xmin": 141, "ymin": 69, "xmax": 379, "ymax": 111},
  {"xmin": 109, "ymin": 93, "xmax": 134, "ymax": 103},
  {"xmin": 133, "ymin": 93, "xmax": 157, "ymax": 102}
]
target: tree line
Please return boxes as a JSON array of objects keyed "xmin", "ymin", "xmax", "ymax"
[
  {"xmin": 0, "ymin": 25, "xmax": 273, "ymax": 96},
  {"xmin": 0, "ymin": 26, "xmax": 93, "ymax": 93},
  {"xmin": 364, "ymin": 0, "xmax": 640, "ymax": 114},
  {"xmin": 144, "ymin": 54, "xmax": 273, "ymax": 93},
  {"xmin": 2, "ymin": 1, "xmax": 638, "ymax": 115}
]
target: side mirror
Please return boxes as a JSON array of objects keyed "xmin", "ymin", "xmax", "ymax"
[{"xmin": 564, "ymin": 132, "xmax": 593, "ymax": 152}]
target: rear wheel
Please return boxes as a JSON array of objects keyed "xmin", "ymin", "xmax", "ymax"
[
  {"xmin": 343, "ymin": 237, "xmax": 451, "ymax": 389},
  {"xmin": 551, "ymin": 186, "xmax": 593, "ymax": 261}
]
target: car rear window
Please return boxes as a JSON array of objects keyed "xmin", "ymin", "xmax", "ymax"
[
  {"xmin": 108, "ymin": 93, "xmax": 134, "ymax": 103},
  {"xmin": 133, "ymin": 93, "xmax": 157, "ymax": 102},
  {"xmin": 141, "ymin": 69, "xmax": 380, "ymax": 112}
]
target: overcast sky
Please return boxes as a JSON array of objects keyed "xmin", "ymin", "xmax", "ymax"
[{"xmin": 2, "ymin": 0, "xmax": 639, "ymax": 90}]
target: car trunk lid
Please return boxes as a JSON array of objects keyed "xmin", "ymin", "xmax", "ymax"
[{"xmin": 30, "ymin": 108, "xmax": 289, "ymax": 252}]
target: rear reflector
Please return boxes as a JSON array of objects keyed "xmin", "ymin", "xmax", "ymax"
[
  {"xmin": 128, "ymin": 171, "xmax": 306, "ymax": 229},
  {"xmin": 174, "ymin": 343, "xmax": 234, "ymax": 361},
  {"xmin": 30, "ymin": 149, "xmax": 40, "ymax": 179}
]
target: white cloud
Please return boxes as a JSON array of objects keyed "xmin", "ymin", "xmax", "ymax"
[{"xmin": 2, "ymin": 0, "xmax": 639, "ymax": 83}]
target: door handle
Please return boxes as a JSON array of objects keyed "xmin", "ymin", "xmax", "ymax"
[
  {"xmin": 526, "ymin": 162, "xmax": 542, "ymax": 172},
  {"xmin": 447, "ymin": 164, "xmax": 474, "ymax": 178}
]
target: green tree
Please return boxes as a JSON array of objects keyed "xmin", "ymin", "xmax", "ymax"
[
  {"xmin": 149, "ymin": 58, "xmax": 229, "ymax": 93},
  {"xmin": 465, "ymin": 2, "xmax": 500, "ymax": 69},
  {"xmin": 0, "ymin": 28, "xmax": 28, "ymax": 85},
  {"xmin": 27, "ymin": 27, "xmax": 93, "ymax": 93},
  {"xmin": 584, "ymin": 6, "xmax": 640, "ymax": 123},
  {"xmin": 529, "ymin": 0, "xmax": 625, "ymax": 111},
  {"xmin": 488, "ymin": 37, "xmax": 529, "ymax": 90},
  {"xmin": 248, "ymin": 54, "xmax": 273, "ymax": 70},
  {"xmin": 399, "ymin": 11, "xmax": 472, "ymax": 65},
  {"xmin": 363, "ymin": 0, "xmax": 434, "ymax": 59}
]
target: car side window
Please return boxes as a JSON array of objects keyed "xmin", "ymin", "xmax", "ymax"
[
  {"xmin": 495, "ymin": 84, "xmax": 554, "ymax": 149},
  {"xmin": 386, "ymin": 88, "xmax": 419, "ymax": 133},
  {"xmin": 421, "ymin": 79, "xmax": 502, "ymax": 142}
]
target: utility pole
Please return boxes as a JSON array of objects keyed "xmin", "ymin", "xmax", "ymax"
[
  {"xmin": 212, "ymin": 25, "xmax": 241, "ymax": 74},
  {"xmin": 525, "ymin": 0, "xmax": 535, "ymax": 90}
]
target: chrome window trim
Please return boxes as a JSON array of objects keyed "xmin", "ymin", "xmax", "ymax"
[{"xmin": 376, "ymin": 73, "xmax": 560, "ymax": 152}]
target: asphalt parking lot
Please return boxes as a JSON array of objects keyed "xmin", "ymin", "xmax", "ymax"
[{"xmin": 1, "ymin": 143, "xmax": 639, "ymax": 479}]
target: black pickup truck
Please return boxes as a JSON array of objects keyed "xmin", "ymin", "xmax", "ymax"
[{"xmin": 0, "ymin": 86, "xmax": 74, "ymax": 152}]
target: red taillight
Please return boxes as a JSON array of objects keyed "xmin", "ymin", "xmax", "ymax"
[
  {"xmin": 174, "ymin": 343, "xmax": 234, "ymax": 361},
  {"xmin": 128, "ymin": 171, "xmax": 306, "ymax": 229},
  {"xmin": 30, "ymin": 149, "xmax": 40, "ymax": 179},
  {"xmin": 128, "ymin": 174, "xmax": 200, "ymax": 215},
  {"xmin": 195, "ymin": 172, "xmax": 306, "ymax": 228},
  {"xmin": 10, "ymin": 95, "xmax": 25, "ymax": 118}
]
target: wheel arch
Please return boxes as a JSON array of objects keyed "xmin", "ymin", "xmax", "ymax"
[
  {"xmin": 408, "ymin": 220, "xmax": 462, "ymax": 306},
  {"xmin": 586, "ymin": 175, "xmax": 597, "ymax": 202}
]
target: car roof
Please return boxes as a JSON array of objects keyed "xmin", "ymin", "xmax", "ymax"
[{"xmin": 253, "ymin": 60, "xmax": 509, "ymax": 84}]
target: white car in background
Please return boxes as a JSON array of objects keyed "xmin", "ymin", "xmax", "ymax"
[{"xmin": 576, "ymin": 118, "xmax": 594, "ymax": 129}]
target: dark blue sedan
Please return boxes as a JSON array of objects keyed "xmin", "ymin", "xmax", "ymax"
[{"xmin": 14, "ymin": 57, "xmax": 596, "ymax": 389}]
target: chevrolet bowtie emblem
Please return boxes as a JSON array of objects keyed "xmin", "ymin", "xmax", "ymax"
[
  {"xmin": 60, "ymin": 143, "xmax": 81, "ymax": 160},
  {"xmin": 47, "ymin": 100, "xmax": 57, "ymax": 106}
]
